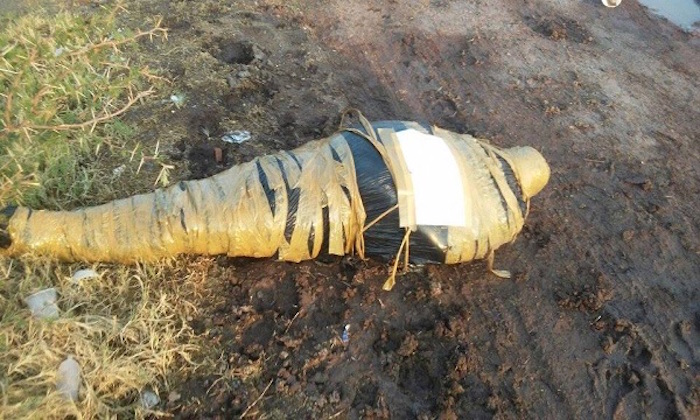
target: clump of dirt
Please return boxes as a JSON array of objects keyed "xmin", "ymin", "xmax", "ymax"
[
  {"xmin": 523, "ymin": 13, "xmax": 592, "ymax": 42},
  {"xmin": 111, "ymin": 0, "xmax": 700, "ymax": 418}
]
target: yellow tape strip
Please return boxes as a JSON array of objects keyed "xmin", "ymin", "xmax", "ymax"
[{"xmin": 376, "ymin": 128, "xmax": 416, "ymax": 231}]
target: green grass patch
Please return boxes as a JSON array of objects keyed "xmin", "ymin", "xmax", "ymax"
[{"xmin": 0, "ymin": 5, "xmax": 166, "ymax": 209}]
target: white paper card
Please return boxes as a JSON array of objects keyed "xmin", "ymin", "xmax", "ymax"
[{"xmin": 395, "ymin": 129, "xmax": 467, "ymax": 227}]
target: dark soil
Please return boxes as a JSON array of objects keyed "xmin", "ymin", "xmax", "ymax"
[{"xmin": 24, "ymin": 0, "xmax": 700, "ymax": 418}]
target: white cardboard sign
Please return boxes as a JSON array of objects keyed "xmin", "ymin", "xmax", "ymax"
[{"xmin": 395, "ymin": 129, "xmax": 467, "ymax": 227}]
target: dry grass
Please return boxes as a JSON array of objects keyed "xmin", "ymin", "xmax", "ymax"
[
  {"xmin": 0, "ymin": 4, "xmax": 204, "ymax": 419},
  {"xmin": 0, "ymin": 259, "xmax": 203, "ymax": 419}
]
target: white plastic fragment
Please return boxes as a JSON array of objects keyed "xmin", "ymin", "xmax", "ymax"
[
  {"xmin": 57, "ymin": 356, "xmax": 81, "ymax": 401},
  {"xmin": 602, "ymin": 0, "xmax": 621, "ymax": 7},
  {"xmin": 140, "ymin": 389, "xmax": 160, "ymax": 409},
  {"xmin": 24, "ymin": 288, "xmax": 59, "ymax": 319},
  {"xmin": 112, "ymin": 164, "xmax": 126, "ymax": 178},
  {"xmin": 53, "ymin": 47, "xmax": 65, "ymax": 57},
  {"xmin": 221, "ymin": 130, "xmax": 251, "ymax": 144},
  {"xmin": 341, "ymin": 324, "xmax": 350, "ymax": 344},
  {"xmin": 170, "ymin": 93, "xmax": 186, "ymax": 108},
  {"xmin": 70, "ymin": 268, "xmax": 100, "ymax": 284}
]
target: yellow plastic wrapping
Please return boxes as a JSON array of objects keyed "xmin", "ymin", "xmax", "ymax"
[{"xmin": 2, "ymin": 134, "xmax": 366, "ymax": 263}]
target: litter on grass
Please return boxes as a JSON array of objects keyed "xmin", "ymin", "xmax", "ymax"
[
  {"xmin": 56, "ymin": 356, "xmax": 81, "ymax": 401},
  {"xmin": 112, "ymin": 164, "xmax": 126, "ymax": 178},
  {"xmin": 70, "ymin": 268, "xmax": 100, "ymax": 284},
  {"xmin": 140, "ymin": 389, "xmax": 160, "ymax": 409},
  {"xmin": 169, "ymin": 93, "xmax": 186, "ymax": 108},
  {"xmin": 24, "ymin": 288, "xmax": 59, "ymax": 319}
]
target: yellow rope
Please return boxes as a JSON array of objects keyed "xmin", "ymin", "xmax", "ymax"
[
  {"xmin": 383, "ymin": 228, "xmax": 412, "ymax": 291},
  {"xmin": 362, "ymin": 204, "xmax": 399, "ymax": 233}
]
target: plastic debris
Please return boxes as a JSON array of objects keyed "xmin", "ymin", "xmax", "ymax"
[
  {"xmin": 112, "ymin": 164, "xmax": 126, "ymax": 178},
  {"xmin": 140, "ymin": 389, "xmax": 160, "ymax": 409},
  {"xmin": 24, "ymin": 288, "xmax": 59, "ymax": 319},
  {"xmin": 57, "ymin": 356, "xmax": 81, "ymax": 401},
  {"xmin": 602, "ymin": 0, "xmax": 621, "ymax": 7},
  {"xmin": 341, "ymin": 324, "xmax": 350, "ymax": 344},
  {"xmin": 70, "ymin": 268, "xmax": 100, "ymax": 284},
  {"xmin": 170, "ymin": 93, "xmax": 186, "ymax": 108},
  {"xmin": 53, "ymin": 47, "xmax": 65, "ymax": 57},
  {"xmin": 221, "ymin": 130, "xmax": 251, "ymax": 144}
]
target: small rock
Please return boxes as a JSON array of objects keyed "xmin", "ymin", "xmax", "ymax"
[
  {"xmin": 601, "ymin": 0, "xmax": 621, "ymax": 7},
  {"xmin": 628, "ymin": 372, "xmax": 640, "ymax": 386},
  {"xmin": 252, "ymin": 45, "xmax": 266, "ymax": 61},
  {"xmin": 112, "ymin": 165, "xmax": 126, "ymax": 178}
]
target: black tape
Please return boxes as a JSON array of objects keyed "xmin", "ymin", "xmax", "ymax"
[
  {"xmin": 330, "ymin": 146, "xmax": 343, "ymax": 163},
  {"xmin": 179, "ymin": 208, "xmax": 188, "ymax": 232},
  {"xmin": 256, "ymin": 161, "xmax": 276, "ymax": 216},
  {"xmin": 0, "ymin": 205, "xmax": 16, "ymax": 220},
  {"xmin": 285, "ymin": 151, "xmax": 303, "ymax": 170},
  {"xmin": 0, "ymin": 233, "xmax": 11, "ymax": 249},
  {"xmin": 322, "ymin": 202, "xmax": 331, "ymax": 253},
  {"xmin": 340, "ymin": 185, "xmax": 352, "ymax": 205},
  {"xmin": 497, "ymin": 156, "xmax": 527, "ymax": 216},
  {"xmin": 307, "ymin": 222, "xmax": 315, "ymax": 257},
  {"xmin": 276, "ymin": 157, "xmax": 300, "ymax": 243},
  {"xmin": 488, "ymin": 168, "xmax": 512, "ymax": 227}
]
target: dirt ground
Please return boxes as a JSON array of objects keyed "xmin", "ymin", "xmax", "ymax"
[{"xmin": 9, "ymin": 0, "xmax": 700, "ymax": 418}]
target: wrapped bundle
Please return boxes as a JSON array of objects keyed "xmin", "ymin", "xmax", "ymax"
[{"xmin": 0, "ymin": 111, "xmax": 549, "ymax": 289}]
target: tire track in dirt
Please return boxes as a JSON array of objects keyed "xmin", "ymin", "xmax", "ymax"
[
  {"xmin": 561, "ymin": 180, "xmax": 698, "ymax": 418},
  {"xmin": 599, "ymin": 271, "xmax": 698, "ymax": 418},
  {"xmin": 474, "ymin": 294, "xmax": 577, "ymax": 417}
]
